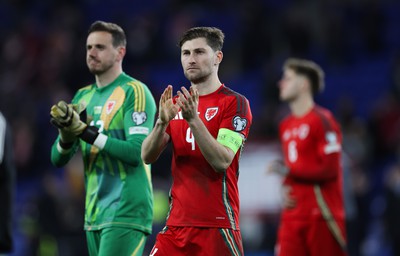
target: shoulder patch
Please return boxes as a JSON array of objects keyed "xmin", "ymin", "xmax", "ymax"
[
  {"xmin": 232, "ymin": 115, "xmax": 247, "ymax": 132},
  {"xmin": 132, "ymin": 111, "xmax": 147, "ymax": 125}
]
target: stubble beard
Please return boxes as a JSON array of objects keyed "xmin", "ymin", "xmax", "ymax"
[
  {"xmin": 184, "ymin": 69, "xmax": 210, "ymax": 84},
  {"xmin": 88, "ymin": 61, "xmax": 113, "ymax": 76}
]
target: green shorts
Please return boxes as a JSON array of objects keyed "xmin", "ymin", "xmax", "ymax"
[{"xmin": 86, "ymin": 227, "xmax": 147, "ymax": 256}]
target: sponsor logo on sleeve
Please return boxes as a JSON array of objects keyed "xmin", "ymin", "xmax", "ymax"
[
  {"xmin": 132, "ymin": 111, "xmax": 147, "ymax": 125},
  {"xmin": 129, "ymin": 126, "xmax": 150, "ymax": 135},
  {"xmin": 232, "ymin": 116, "xmax": 247, "ymax": 132}
]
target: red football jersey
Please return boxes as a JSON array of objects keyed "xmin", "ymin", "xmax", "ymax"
[
  {"xmin": 279, "ymin": 105, "xmax": 345, "ymax": 221},
  {"xmin": 165, "ymin": 85, "xmax": 252, "ymax": 230}
]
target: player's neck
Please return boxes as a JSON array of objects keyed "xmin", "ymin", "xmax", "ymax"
[
  {"xmin": 289, "ymin": 95, "xmax": 315, "ymax": 117},
  {"xmin": 191, "ymin": 75, "xmax": 221, "ymax": 96},
  {"xmin": 95, "ymin": 66, "xmax": 123, "ymax": 88}
]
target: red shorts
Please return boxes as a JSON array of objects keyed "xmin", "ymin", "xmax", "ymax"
[
  {"xmin": 149, "ymin": 226, "xmax": 243, "ymax": 256},
  {"xmin": 276, "ymin": 218, "xmax": 347, "ymax": 256}
]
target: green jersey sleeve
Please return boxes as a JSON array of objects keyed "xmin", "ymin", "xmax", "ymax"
[
  {"xmin": 100, "ymin": 80, "xmax": 157, "ymax": 166},
  {"xmin": 50, "ymin": 138, "xmax": 79, "ymax": 167}
]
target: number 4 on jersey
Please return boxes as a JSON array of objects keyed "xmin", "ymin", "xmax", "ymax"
[{"xmin": 186, "ymin": 127, "xmax": 195, "ymax": 150}]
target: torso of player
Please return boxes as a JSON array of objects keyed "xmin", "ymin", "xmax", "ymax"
[
  {"xmin": 74, "ymin": 75, "xmax": 155, "ymax": 232},
  {"xmin": 166, "ymin": 85, "xmax": 251, "ymax": 230},
  {"xmin": 279, "ymin": 107, "xmax": 344, "ymax": 220}
]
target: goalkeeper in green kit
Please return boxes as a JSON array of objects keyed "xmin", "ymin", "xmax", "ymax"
[{"xmin": 50, "ymin": 21, "xmax": 156, "ymax": 256}]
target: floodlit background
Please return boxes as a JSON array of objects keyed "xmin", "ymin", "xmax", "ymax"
[{"xmin": 1, "ymin": 0, "xmax": 400, "ymax": 255}]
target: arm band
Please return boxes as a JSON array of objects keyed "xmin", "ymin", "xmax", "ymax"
[
  {"xmin": 93, "ymin": 133, "xmax": 107, "ymax": 150},
  {"xmin": 79, "ymin": 126, "xmax": 100, "ymax": 145},
  {"xmin": 59, "ymin": 140, "xmax": 74, "ymax": 150},
  {"xmin": 57, "ymin": 141, "xmax": 74, "ymax": 154},
  {"xmin": 217, "ymin": 128, "xmax": 243, "ymax": 154}
]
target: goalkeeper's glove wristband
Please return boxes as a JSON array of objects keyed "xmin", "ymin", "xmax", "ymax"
[
  {"xmin": 59, "ymin": 139, "xmax": 75, "ymax": 150},
  {"xmin": 79, "ymin": 126, "xmax": 100, "ymax": 145},
  {"xmin": 79, "ymin": 126, "xmax": 108, "ymax": 150}
]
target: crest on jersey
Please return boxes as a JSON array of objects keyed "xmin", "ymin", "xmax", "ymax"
[
  {"xmin": 232, "ymin": 116, "xmax": 247, "ymax": 132},
  {"xmin": 106, "ymin": 100, "xmax": 116, "ymax": 115},
  {"xmin": 132, "ymin": 111, "xmax": 147, "ymax": 125},
  {"xmin": 205, "ymin": 107, "xmax": 218, "ymax": 121}
]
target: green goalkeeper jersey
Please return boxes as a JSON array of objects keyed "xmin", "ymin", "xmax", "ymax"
[{"xmin": 51, "ymin": 73, "xmax": 156, "ymax": 234}]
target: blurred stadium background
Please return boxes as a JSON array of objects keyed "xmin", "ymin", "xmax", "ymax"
[{"xmin": 1, "ymin": 0, "xmax": 400, "ymax": 255}]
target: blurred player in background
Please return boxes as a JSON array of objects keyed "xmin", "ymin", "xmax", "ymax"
[
  {"xmin": 50, "ymin": 21, "xmax": 156, "ymax": 256},
  {"xmin": 142, "ymin": 27, "xmax": 252, "ymax": 256},
  {"xmin": 0, "ymin": 111, "xmax": 15, "ymax": 254},
  {"xmin": 269, "ymin": 58, "xmax": 347, "ymax": 256}
]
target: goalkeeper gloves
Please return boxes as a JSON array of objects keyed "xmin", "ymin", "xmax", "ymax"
[
  {"xmin": 50, "ymin": 101, "xmax": 80, "ymax": 146},
  {"xmin": 50, "ymin": 101, "xmax": 87, "ymax": 132},
  {"xmin": 50, "ymin": 101, "xmax": 87, "ymax": 148},
  {"xmin": 50, "ymin": 100, "xmax": 102, "ymax": 147}
]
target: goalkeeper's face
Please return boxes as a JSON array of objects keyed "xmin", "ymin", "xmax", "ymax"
[{"xmin": 86, "ymin": 31, "xmax": 121, "ymax": 75}]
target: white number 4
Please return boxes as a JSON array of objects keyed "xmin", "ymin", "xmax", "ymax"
[{"xmin": 186, "ymin": 128, "xmax": 195, "ymax": 150}]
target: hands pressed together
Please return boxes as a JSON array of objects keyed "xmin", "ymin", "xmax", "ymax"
[
  {"xmin": 50, "ymin": 101, "xmax": 87, "ymax": 144},
  {"xmin": 176, "ymin": 86, "xmax": 199, "ymax": 121},
  {"xmin": 158, "ymin": 85, "xmax": 199, "ymax": 125}
]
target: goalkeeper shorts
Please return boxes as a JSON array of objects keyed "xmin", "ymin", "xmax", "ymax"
[{"xmin": 86, "ymin": 227, "xmax": 147, "ymax": 256}]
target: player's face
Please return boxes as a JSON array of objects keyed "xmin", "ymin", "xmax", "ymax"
[
  {"xmin": 86, "ymin": 31, "xmax": 121, "ymax": 75},
  {"xmin": 279, "ymin": 69, "xmax": 305, "ymax": 102},
  {"xmin": 181, "ymin": 38, "xmax": 220, "ymax": 84}
]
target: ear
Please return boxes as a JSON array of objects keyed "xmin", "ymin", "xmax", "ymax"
[
  {"xmin": 117, "ymin": 46, "xmax": 126, "ymax": 62},
  {"xmin": 214, "ymin": 50, "xmax": 223, "ymax": 66},
  {"xmin": 298, "ymin": 76, "xmax": 309, "ymax": 91}
]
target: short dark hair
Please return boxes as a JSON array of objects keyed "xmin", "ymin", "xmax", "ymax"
[
  {"xmin": 284, "ymin": 58, "xmax": 325, "ymax": 95},
  {"xmin": 88, "ymin": 21, "xmax": 126, "ymax": 48},
  {"xmin": 179, "ymin": 27, "xmax": 225, "ymax": 51}
]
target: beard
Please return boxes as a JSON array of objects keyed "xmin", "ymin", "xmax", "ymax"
[
  {"xmin": 87, "ymin": 59, "xmax": 114, "ymax": 75},
  {"xmin": 184, "ymin": 68, "xmax": 211, "ymax": 84}
]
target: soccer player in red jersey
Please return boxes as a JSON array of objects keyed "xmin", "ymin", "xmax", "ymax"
[
  {"xmin": 270, "ymin": 58, "xmax": 347, "ymax": 256},
  {"xmin": 142, "ymin": 27, "xmax": 252, "ymax": 256}
]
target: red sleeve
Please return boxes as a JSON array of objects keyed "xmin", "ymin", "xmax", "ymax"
[{"xmin": 219, "ymin": 94, "xmax": 252, "ymax": 139}]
